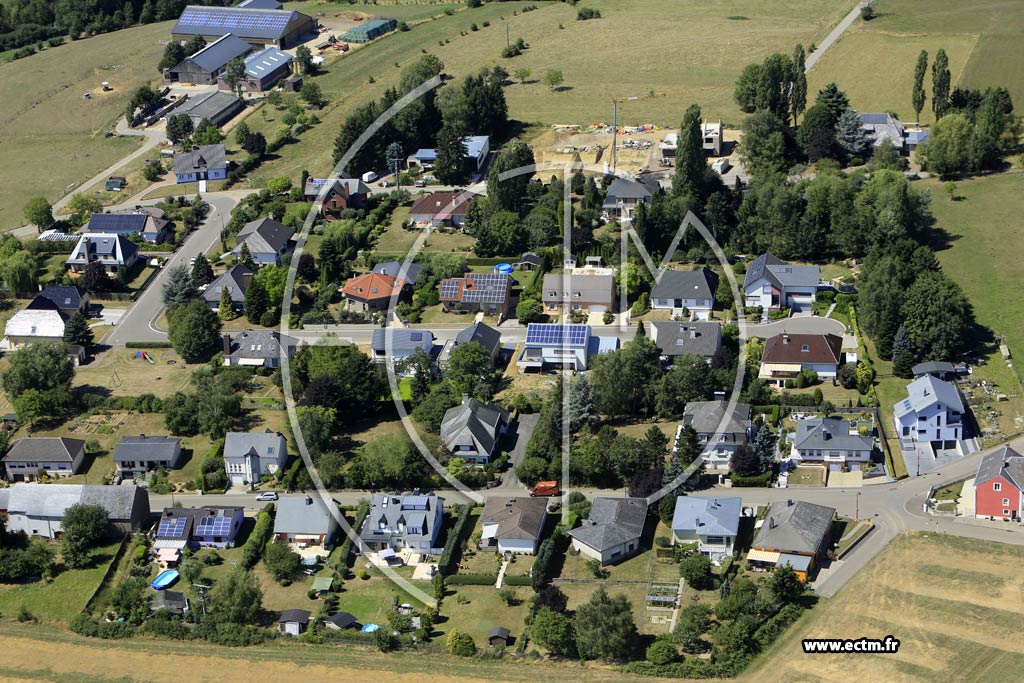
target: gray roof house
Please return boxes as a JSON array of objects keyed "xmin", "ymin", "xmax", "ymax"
[
  {"xmin": 273, "ymin": 496, "xmax": 339, "ymax": 546},
  {"xmin": 440, "ymin": 397, "xmax": 510, "ymax": 464},
  {"xmin": 860, "ymin": 113, "xmax": 906, "ymax": 150},
  {"xmin": 602, "ymin": 177, "xmax": 657, "ymax": 221},
  {"xmin": 792, "ymin": 417, "xmax": 874, "ymax": 472},
  {"xmin": 3, "ymin": 437, "xmax": 86, "ymax": 481},
  {"xmin": 373, "ymin": 261, "xmax": 421, "ymax": 285},
  {"xmin": 370, "ymin": 328, "xmax": 434, "ymax": 364},
  {"xmin": 169, "ymin": 91, "xmax": 245, "ymax": 128},
  {"xmin": 278, "ymin": 608, "xmax": 312, "ymax": 636},
  {"xmin": 114, "ymin": 435, "xmax": 184, "ymax": 478},
  {"xmin": 223, "ymin": 430, "xmax": 288, "ymax": 486},
  {"xmin": 4, "ymin": 483, "xmax": 150, "ymax": 538},
  {"xmin": 651, "ymin": 267, "xmax": 719, "ymax": 317},
  {"xmin": 217, "ymin": 46, "xmax": 293, "ymax": 92},
  {"xmin": 28, "ymin": 285, "xmax": 88, "ymax": 318},
  {"xmin": 222, "ymin": 330, "xmax": 298, "ymax": 368},
  {"xmin": 359, "ymin": 493, "xmax": 444, "ymax": 552},
  {"xmin": 234, "ymin": 217, "xmax": 294, "ymax": 265},
  {"xmin": 163, "ymin": 33, "xmax": 253, "ymax": 84},
  {"xmin": 542, "ymin": 273, "xmax": 616, "ymax": 314},
  {"xmin": 480, "ymin": 496, "xmax": 548, "ymax": 554},
  {"xmin": 171, "ymin": 5, "xmax": 318, "ymax": 49},
  {"xmin": 912, "ymin": 361, "xmax": 957, "ymax": 381},
  {"xmin": 151, "ymin": 590, "xmax": 189, "ymax": 614},
  {"xmin": 671, "ymin": 496, "xmax": 742, "ymax": 560},
  {"xmin": 440, "ymin": 321, "xmax": 502, "ymax": 368},
  {"xmin": 893, "ymin": 374, "xmax": 966, "ymax": 449},
  {"xmin": 650, "ymin": 321, "xmax": 722, "ymax": 363},
  {"xmin": 85, "ymin": 212, "xmax": 171, "ymax": 244},
  {"xmin": 67, "ymin": 233, "xmax": 140, "ymax": 274},
  {"xmin": 203, "ymin": 264, "xmax": 253, "ymax": 311},
  {"xmin": 173, "ymin": 143, "xmax": 230, "ymax": 183},
  {"xmin": 750, "ymin": 500, "xmax": 834, "ymax": 579},
  {"xmin": 680, "ymin": 400, "xmax": 753, "ymax": 470},
  {"xmin": 568, "ymin": 497, "xmax": 648, "ymax": 565},
  {"xmin": 742, "ymin": 252, "xmax": 820, "ymax": 312}
]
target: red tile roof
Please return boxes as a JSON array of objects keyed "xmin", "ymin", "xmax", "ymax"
[
  {"xmin": 341, "ymin": 272, "xmax": 404, "ymax": 303},
  {"xmin": 409, "ymin": 191, "xmax": 477, "ymax": 218},
  {"xmin": 761, "ymin": 333, "xmax": 843, "ymax": 365}
]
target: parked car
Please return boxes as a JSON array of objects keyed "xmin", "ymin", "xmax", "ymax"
[
  {"xmin": 414, "ymin": 179, "xmax": 426, "ymax": 188},
  {"xmin": 712, "ymin": 158, "xmax": 731, "ymax": 174},
  {"xmin": 256, "ymin": 491, "xmax": 279, "ymax": 501}
]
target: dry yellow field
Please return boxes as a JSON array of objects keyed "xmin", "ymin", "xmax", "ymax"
[{"xmin": 741, "ymin": 532, "xmax": 1024, "ymax": 683}]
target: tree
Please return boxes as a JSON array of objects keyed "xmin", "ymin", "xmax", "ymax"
[
  {"xmin": 293, "ymin": 345, "xmax": 386, "ymax": 420},
  {"xmin": 223, "ymin": 57, "xmax": 246, "ymax": 98},
  {"xmin": 673, "ymin": 424, "xmax": 701, "ymax": 467},
  {"xmin": 2, "ymin": 342, "xmax": 74, "ymax": 400},
  {"xmin": 158, "ymin": 41, "xmax": 186, "ymax": 72},
  {"xmin": 912, "ymin": 50, "xmax": 928, "ymax": 122},
  {"xmin": 902, "ymin": 271, "xmax": 971, "ymax": 361},
  {"xmin": 673, "ymin": 103, "xmax": 706, "ymax": 199},
  {"xmin": 568, "ymin": 374, "xmax": 596, "ymax": 432},
  {"xmin": 797, "ymin": 102, "xmax": 837, "ymax": 161},
  {"xmin": 535, "ymin": 585, "xmax": 568, "ymax": 613},
  {"xmin": 210, "ymin": 568, "xmax": 263, "ymax": 624},
  {"xmin": 166, "ymin": 114, "xmax": 193, "ymax": 146},
  {"xmin": 531, "ymin": 607, "xmax": 575, "ymax": 656},
  {"xmin": 191, "ymin": 253, "xmax": 214, "ymax": 287},
  {"xmin": 194, "ymin": 118, "xmax": 223, "ymax": 145},
  {"xmin": 234, "ymin": 121, "xmax": 251, "ymax": 146},
  {"xmin": 167, "ymin": 299, "xmax": 222, "ymax": 362},
  {"xmin": 161, "ymin": 264, "xmax": 197, "ymax": 306},
  {"xmin": 238, "ymin": 242, "xmax": 256, "ymax": 270},
  {"xmin": 589, "ymin": 336, "xmax": 661, "ymax": 417},
  {"xmin": 164, "ymin": 392, "xmax": 199, "ymax": 436},
  {"xmin": 23, "ymin": 196, "xmax": 54, "ymax": 231},
  {"xmin": 765, "ymin": 564, "xmax": 804, "ymax": 604},
  {"xmin": 63, "ymin": 311, "xmax": 94, "ymax": 348},
  {"xmin": 647, "ymin": 637, "xmax": 678, "ymax": 665},
  {"xmin": 242, "ymin": 132, "xmax": 267, "ymax": 158},
  {"xmin": 184, "ymin": 35, "xmax": 206, "ymax": 56},
  {"xmin": 243, "ymin": 276, "xmax": 269, "ymax": 324},
  {"xmin": 487, "ymin": 141, "xmax": 536, "ymax": 212},
  {"xmin": 124, "ymin": 85, "xmax": 159, "ymax": 123},
  {"xmin": 674, "ymin": 601, "xmax": 711, "ymax": 653},
  {"xmin": 791, "ymin": 44, "xmax": 807, "ymax": 124},
  {"xmin": 434, "ymin": 124, "xmax": 468, "ymax": 184},
  {"xmin": 891, "ymin": 324, "xmax": 915, "ymax": 378},
  {"xmin": 543, "ymin": 69, "xmax": 564, "ymax": 92},
  {"xmin": 300, "ymin": 81, "xmax": 325, "ymax": 108},
  {"xmin": 574, "ymin": 586, "xmax": 639, "ymax": 661},
  {"xmin": 679, "ymin": 553, "xmax": 713, "ymax": 590},
  {"xmin": 730, "ymin": 443, "xmax": 762, "ymax": 477},
  {"xmin": 917, "ymin": 113, "xmax": 974, "ymax": 175},
  {"xmin": 445, "ymin": 341, "xmax": 494, "ymax": 399},
  {"xmin": 515, "ymin": 297, "xmax": 545, "ymax": 324},
  {"xmin": 263, "ymin": 541, "xmax": 301, "ymax": 581},
  {"xmin": 932, "ymin": 48, "xmax": 952, "ymax": 119},
  {"xmin": 61, "ymin": 504, "xmax": 109, "ymax": 569},
  {"xmin": 66, "ymin": 193, "xmax": 102, "ymax": 226},
  {"xmin": 514, "ymin": 67, "xmax": 531, "ymax": 84},
  {"xmin": 218, "ymin": 286, "xmax": 238, "ymax": 321},
  {"xmin": 79, "ymin": 261, "xmax": 110, "ymax": 294},
  {"xmin": 740, "ymin": 111, "xmax": 788, "ymax": 178},
  {"xmin": 0, "ymin": 249, "xmax": 38, "ymax": 297},
  {"xmin": 835, "ymin": 107, "xmax": 868, "ymax": 160},
  {"xmin": 295, "ymin": 45, "xmax": 314, "ymax": 74},
  {"xmin": 815, "ymin": 82, "xmax": 850, "ymax": 122},
  {"xmin": 445, "ymin": 630, "xmax": 476, "ymax": 656}
]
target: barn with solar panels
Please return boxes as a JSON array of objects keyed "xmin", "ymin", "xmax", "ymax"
[
  {"xmin": 340, "ymin": 17, "xmax": 397, "ymax": 43},
  {"xmin": 439, "ymin": 273, "xmax": 513, "ymax": 316},
  {"xmin": 172, "ymin": 5, "xmax": 318, "ymax": 49}
]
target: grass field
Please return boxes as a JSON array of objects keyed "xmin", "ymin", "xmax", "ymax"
[
  {"xmin": 0, "ymin": 22, "xmax": 171, "ymax": 232},
  {"xmin": 741, "ymin": 532, "xmax": 1024, "ymax": 682},
  {"xmin": 809, "ymin": 0, "xmax": 1024, "ymax": 123},
  {"xmin": 242, "ymin": 0, "xmax": 849, "ymax": 184}
]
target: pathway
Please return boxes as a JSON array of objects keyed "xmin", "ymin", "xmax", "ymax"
[
  {"xmin": 495, "ymin": 557, "xmax": 509, "ymax": 589},
  {"xmin": 805, "ymin": 0, "xmax": 872, "ymax": 72}
]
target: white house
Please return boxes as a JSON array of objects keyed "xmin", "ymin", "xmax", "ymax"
[
  {"xmin": 791, "ymin": 416, "xmax": 874, "ymax": 472},
  {"xmin": 480, "ymin": 496, "xmax": 547, "ymax": 554},
  {"xmin": 273, "ymin": 496, "xmax": 339, "ymax": 547},
  {"xmin": 568, "ymin": 497, "xmax": 648, "ymax": 565},
  {"xmin": 359, "ymin": 494, "xmax": 444, "ymax": 553},
  {"xmin": 515, "ymin": 323, "xmax": 618, "ymax": 373},
  {"xmin": 2, "ymin": 437, "xmax": 85, "ymax": 481},
  {"xmin": 2, "ymin": 309, "xmax": 66, "ymax": 350},
  {"xmin": 651, "ymin": 267, "xmax": 719, "ymax": 319},
  {"xmin": 742, "ymin": 252, "xmax": 820, "ymax": 312},
  {"xmin": 759, "ymin": 333, "xmax": 844, "ymax": 386},
  {"xmin": 223, "ymin": 431, "xmax": 288, "ymax": 486},
  {"xmin": 679, "ymin": 401, "xmax": 754, "ymax": 471},
  {"xmin": 894, "ymin": 375, "xmax": 966, "ymax": 449},
  {"xmin": 4, "ymin": 483, "xmax": 149, "ymax": 538},
  {"xmin": 671, "ymin": 496, "xmax": 741, "ymax": 561}
]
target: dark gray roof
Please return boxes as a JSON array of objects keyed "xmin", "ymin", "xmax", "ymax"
[
  {"xmin": 224, "ymin": 430, "xmax": 286, "ymax": 461},
  {"xmin": 173, "ymin": 143, "xmax": 228, "ymax": 174},
  {"xmin": 360, "ymin": 494, "xmax": 443, "ymax": 545},
  {"xmin": 489, "ymin": 627, "xmax": 510, "ymax": 640},
  {"xmin": 518, "ymin": 252, "xmax": 543, "ymax": 266},
  {"xmin": 184, "ymin": 33, "xmax": 252, "ymax": 73},
  {"xmin": 753, "ymin": 501, "xmax": 834, "ymax": 555},
  {"xmin": 203, "ymin": 264, "xmax": 253, "ymax": 305},
  {"xmin": 440, "ymin": 398, "xmax": 509, "ymax": 456},
  {"xmin": 912, "ymin": 361, "xmax": 956, "ymax": 377},
  {"xmin": 304, "ymin": 177, "xmax": 370, "ymax": 198},
  {"xmin": 29, "ymin": 286, "xmax": 84, "ymax": 313},
  {"xmin": 114, "ymin": 435, "xmax": 181, "ymax": 463},
  {"xmin": 272, "ymin": 496, "xmax": 337, "ymax": 536},
  {"xmin": 68, "ymin": 233, "xmax": 139, "ymax": 265},
  {"xmin": 671, "ymin": 496, "xmax": 741, "ymax": 537},
  {"xmin": 454, "ymin": 321, "xmax": 501, "ymax": 356},
  {"xmin": 278, "ymin": 608, "xmax": 311, "ymax": 624},
  {"xmin": 604, "ymin": 177, "xmax": 654, "ymax": 202},
  {"xmin": 6, "ymin": 483, "xmax": 147, "ymax": 522},
  {"xmin": 236, "ymin": 217, "xmax": 293, "ymax": 255},
  {"xmin": 371, "ymin": 329, "xmax": 433, "ymax": 354},
  {"xmin": 568, "ymin": 497, "xmax": 648, "ymax": 552},
  {"xmin": 651, "ymin": 321, "xmax": 721, "ymax": 358},
  {"xmin": 4, "ymin": 437, "xmax": 84, "ymax": 463},
  {"xmin": 542, "ymin": 273, "xmax": 615, "ymax": 305},
  {"xmin": 481, "ymin": 497, "xmax": 547, "ymax": 541},
  {"xmin": 743, "ymin": 252, "xmax": 819, "ymax": 290},
  {"xmin": 373, "ymin": 261, "xmax": 420, "ymax": 285},
  {"xmin": 651, "ymin": 267, "xmax": 719, "ymax": 301},
  {"xmin": 325, "ymin": 612, "xmax": 356, "ymax": 628},
  {"xmin": 242, "ymin": 47, "xmax": 292, "ymax": 78},
  {"xmin": 85, "ymin": 213, "xmax": 147, "ymax": 234},
  {"xmin": 225, "ymin": 329, "xmax": 297, "ymax": 360},
  {"xmin": 151, "ymin": 590, "xmax": 188, "ymax": 614},
  {"xmin": 975, "ymin": 445, "xmax": 1024, "ymax": 488},
  {"xmin": 794, "ymin": 417, "xmax": 873, "ymax": 453},
  {"xmin": 682, "ymin": 400, "xmax": 751, "ymax": 437}
]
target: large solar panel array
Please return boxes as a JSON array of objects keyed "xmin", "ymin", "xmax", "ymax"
[
  {"xmin": 439, "ymin": 278, "xmax": 462, "ymax": 300},
  {"xmin": 157, "ymin": 516, "xmax": 187, "ymax": 537},
  {"xmin": 195, "ymin": 515, "xmax": 233, "ymax": 537},
  {"xmin": 526, "ymin": 324, "xmax": 589, "ymax": 347},
  {"xmin": 178, "ymin": 7, "xmax": 291, "ymax": 33}
]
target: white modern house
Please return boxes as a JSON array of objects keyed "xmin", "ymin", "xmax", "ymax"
[
  {"xmin": 516, "ymin": 323, "xmax": 618, "ymax": 373},
  {"xmin": 894, "ymin": 375, "xmax": 966, "ymax": 450},
  {"xmin": 671, "ymin": 496, "xmax": 741, "ymax": 561},
  {"xmin": 743, "ymin": 252, "xmax": 820, "ymax": 312},
  {"xmin": 223, "ymin": 431, "xmax": 288, "ymax": 486},
  {"xmin": 791, "ymin": 416, "xmax": 874, "ymax": 472},
  {"xmin": 651, "ymin": 267, "xmax": 718, "ymax": 319}
]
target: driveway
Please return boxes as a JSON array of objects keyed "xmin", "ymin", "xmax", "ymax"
[
  {"xmin": 742, "ymin": 316, "xmax": 846, "ymax": 339},
  {"xmin": 805, "ymin": 0, "xmax": 871, "ymax": 72},
  {"xmin": 498, "ymin": 412, "xmax": 539, "ymax": 489}
]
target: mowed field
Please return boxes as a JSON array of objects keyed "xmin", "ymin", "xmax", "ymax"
[
  {"xmin": 0, "ymin": 22, "xmax": 171, "ymax": 232},
  {"xmin": 741, "ymin": 532, "xmax": 1024, "ymax": 683},
  {"xmin": 242, "ymin": 0, "xmax": 850, "ymax": 184},
  {"xmin": 808, "ymin": 0, "xmax": 1024, "ymax": 122}
]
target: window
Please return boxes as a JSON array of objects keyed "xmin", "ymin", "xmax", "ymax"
[
  {"xmin": 1004, "ymin": 509, "xmax": 1011, "ymax": 516},
  {"xmin": 801, "ymin": 344, "xmax": 809, "ymax": 352},
  {"xmin": 1003, "ymin": 498, "xmax": 1010, "ymax": 506},
  {"xmin": 994, "ymin": 483, "xmax": 1002, "ymax": 491}
]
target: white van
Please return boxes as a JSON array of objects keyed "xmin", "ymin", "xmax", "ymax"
[{"xmin": 361, "ymin": 171, "xmax": 378, "ymax": 183}]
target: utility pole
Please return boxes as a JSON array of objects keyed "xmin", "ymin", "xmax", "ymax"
[{"xmin": 192, "ymin": 583, "xmax": 210, "ymax": 616}]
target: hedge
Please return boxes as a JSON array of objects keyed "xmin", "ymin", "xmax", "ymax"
[
  {"xmin": 729, "ymin": 471, "xmax": 772, "ymax": 487},
  {"xmin": 241, "ymin": 506, "xmax": 275, "ymax": 569},
  {"xmin": 335, "ymin": 500, "xmax": 370, "ymax": 572},
  {"xmin": 438, "ymin": 504, "xmax": 472, "ymax": 577},
  {"xmin": 125, "ymin": 341, "xmax": 173, "ymax": 349},
  {"xmin": 531, "ymin": 527, "xmax": 568, "ymax": 591},
  {"xmin": 503, "ymin": 575, "xmax": 532, "ymax": 586},
  {"xmin": 444, "ymin": 573, "xmax": 497, "ymax": 586},
  {"xmin": 753, "ymin": 602, "xmax": 804, "ymax": 649}
]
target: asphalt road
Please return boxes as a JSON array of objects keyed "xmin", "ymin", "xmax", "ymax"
[
  {"xmin": 105, "ymin": 193, "xmax": 242, "ymax": 345},
  {"xmin": 805, "ymin": 0, "xmax": 871, "ymax": 72}
]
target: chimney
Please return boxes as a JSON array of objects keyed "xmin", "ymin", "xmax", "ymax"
[
  {"xmin": 305, "ymin": 497, "xmax": 313, "ymax": 505},
  {"xmin": 462, "ymin": 393, "xmax": 470, "ymax": 405},
  {"xmin": 783, "ymin": 335, "xmax": 790, "ymax": 344},
  {"xmin": 822, "ymin": 429, "xmax": 830, "ymax": 440},
  {"xmin": 223, "ymin": 334, "xmax": 232, "ymax": 356},
  {"xmin": 690, "ymin": 328, "xmax": 699, "ymax": 338}
]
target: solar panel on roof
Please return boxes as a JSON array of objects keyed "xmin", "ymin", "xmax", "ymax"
[
  {"xmin": 439, "ymin": 279, "xmax": 461, "ymax": 299},
  {"xmin": 526, "ymin": 324, "xmax": 589, "ymax": 346},
  {"xmin": 410, "ymin": 332, "xmax": 422, "ymax": 341},
  {"xmin": 157, "ymin": 517, "xmax": 187, "ymax": 537}
]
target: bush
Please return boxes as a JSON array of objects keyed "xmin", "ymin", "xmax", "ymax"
[
  {"xmin": 446, "ymin": 629, "xmax": 477, "ymax": 657},
  {"xmin": 437, "ymin": 504, "xmax": 472, "ymax": 576},
  {"xmin": 444, "ymin": 573, "xmax": 498, "ymax": 585},
  {"xmin": 240, "ymin": 507, "xmax": 274, "ymax": 569},
  {"xmin": 729, "ymin": 471, "xmax": 772, "ymax": 487},
  {"xmin": 577, "ymin": 7, "xmax": 601, "ymax": 20}
]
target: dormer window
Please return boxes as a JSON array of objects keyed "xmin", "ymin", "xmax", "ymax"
[{"xmin": 801, "ymin": 344, "xmax": 809, "ymax": 352}]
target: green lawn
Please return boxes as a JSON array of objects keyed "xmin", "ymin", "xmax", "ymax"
[
  {"xmin": 373, "ymin": 206, "xmax": 476, "ymax": 259},
  {"xmin": 0, "ymin": 540, "xmax": 122, "ymax": 622},
  {"xmin": 441, "ymin": 584, "xmax": 532, "ymax": 646}
]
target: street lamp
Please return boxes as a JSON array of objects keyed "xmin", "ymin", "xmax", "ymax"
[{"xmin": 855, "ymin": 491, "xmax": 861, "ymax": 519}]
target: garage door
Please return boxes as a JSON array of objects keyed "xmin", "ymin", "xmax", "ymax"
[{"xmin": 589, "ymin": 305, "xmax": 607, "ymax": 314}]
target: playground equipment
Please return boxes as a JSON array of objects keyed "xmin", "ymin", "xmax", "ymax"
[{"xmin": 135, "ymin": 351, "xmax": 155, "ymax": 364}]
